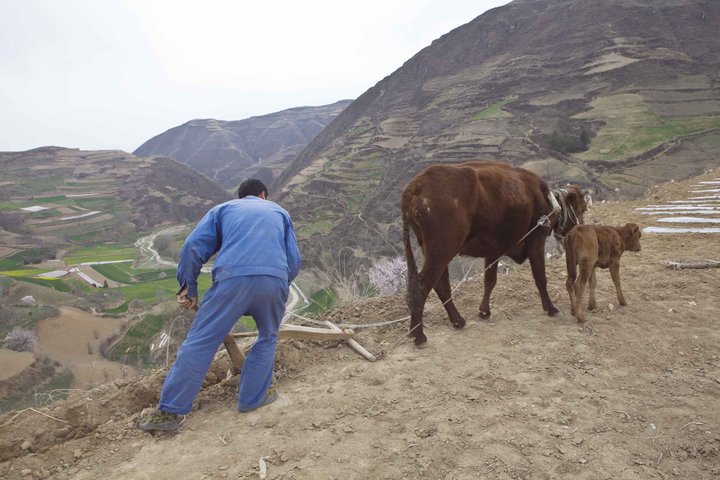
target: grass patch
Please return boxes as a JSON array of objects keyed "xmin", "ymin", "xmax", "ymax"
[
  {"xmin": 102, "ymin": 301, "xmax": 130, "ymax": 314},
  {"xmin": 0, "ymin": 248, "xmax": 57, "ymax": 269},
  {"xmin": 303, "ymin": 288, "xmax": 336, "ymax": 315},
  {"xmin": 575, "ymin": 94, "xmax": 720, "ymax": 160},
  {"xmin": 12, "ymin": 276, "xmax": 71, "ymax": 292},
  {"xmin": 0, "ymin": 268, "xmax": 53, "ymax": 277},
  {"xmin": 0, "ymin": 368, "xmax": 75, "ymax": 413},
  {"xmin": 64, "ymin": 245, "xmax": 137, "ymax": 265},
  {"xmin": 91, "ymin": 263, "xmax": 135, "ymax": 284},
  {"xmin": 473, "ymin": 98, "xmax": 514, "ymax": 120},
  {"xmin": 0, "ymin": 305, "xmax": 59, "ymax": 337},
  {"xmin": 108, "ymin": 313, "xmax": 169, "ymax": 367},
  {"xmin": 133, "ymin": 268, "xmax": 176, "ymax": 282}
]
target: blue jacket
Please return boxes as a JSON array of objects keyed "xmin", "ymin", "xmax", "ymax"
[{"xmin": 177, "ymin": 196, "xmax": 302, "ymax": 298}]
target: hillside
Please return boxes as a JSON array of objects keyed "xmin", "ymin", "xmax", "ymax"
[
  {"xmin": 134, "ymin": 101, "xmax": 352, "ymax": 190},
  {"xmin": 274, "ymin": 0, "xmax": 720, "ymax": 269},
  {"xmin": 0, "ymin": 147, "xmax": 230, "ymax": 253},
  {"xmin": 0, "ymin": 171, "xmax": 718, "ymax": 479}
]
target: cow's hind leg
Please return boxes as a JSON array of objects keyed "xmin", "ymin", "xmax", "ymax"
[
  {"xmin": 406, "ymin": 279, "xmax": 430, "ymax": 346},
  {"xmin": 479, "ymin": 257, "xmax": 498, "ymax": 319},
  {"xmin": 408, "ymin": 257, "xmax": 452, "ymax": 346},
  {"xmin": 434, "ymin": 266, "xmax": 466, "ymax": 329}
]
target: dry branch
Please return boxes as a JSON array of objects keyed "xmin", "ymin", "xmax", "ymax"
[{"xmin": 665, "ymin": 259, "xmax": 720, "ymax": 270}]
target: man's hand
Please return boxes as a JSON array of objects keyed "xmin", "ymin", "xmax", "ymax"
[{"xmin": 177, "ymin": 287, "xmax": 198, "ymax": 310}]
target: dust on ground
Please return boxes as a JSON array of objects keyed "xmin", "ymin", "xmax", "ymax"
[{"xmin": 1, "ymin": 172, "xmax": 719, "ymax": 479}]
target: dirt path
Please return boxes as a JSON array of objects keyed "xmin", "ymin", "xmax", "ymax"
[{"xmin": 1, "ymin": 172, "xmax": 719, "ymax": 479}]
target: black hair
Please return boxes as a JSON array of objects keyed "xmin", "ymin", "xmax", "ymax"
[{"xmin": 237, "ymin": 179, "xmax": 268, "ymax": 199}]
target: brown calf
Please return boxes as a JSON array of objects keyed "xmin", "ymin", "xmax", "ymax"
[{"xmin": 564, "ymin": 223, "xmax": 642, "ymax": 323}]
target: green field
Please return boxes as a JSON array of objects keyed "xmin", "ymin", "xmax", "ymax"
[
  {"xmin": 108, "ymin": 312, "xmax": 169, "ymax": 367},
  {"xmin": 473, "ymin": 98, "xmax": 514, "ymax": 120},
  {"xmin": 575, "ymin": 94, "xmax": 720, "ymax": 160},
  {"xmin": 64, "ymin": 245, "xmax": 137, "ymax": 265}
]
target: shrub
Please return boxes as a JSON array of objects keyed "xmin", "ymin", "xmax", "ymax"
[
  {"xmin": 4, "ymin": 327, "xmax": 38, "ymax": 352},
  {"xmin": 368, "ymin": 256, "xmax": 407, "ymax": 295}
]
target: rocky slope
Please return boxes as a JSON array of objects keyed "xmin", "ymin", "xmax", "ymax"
[
  {"xmin": 0, "ymin": 147, "xmax": 230, "ymax": 250},
  {"xmin": 134, "ymin": 101, "xmax": 352, "ymax": 190},
  {"xmin": 274, "ymin": 0, "xmax": 720, "ymax": 270}
]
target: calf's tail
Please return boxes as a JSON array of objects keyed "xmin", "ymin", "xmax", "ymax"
[{"xmin": 563, "ymin": 235, "xmax": 577, "ymax": 283}]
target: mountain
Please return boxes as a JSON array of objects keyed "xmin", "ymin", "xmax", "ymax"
[
  {"xmin": 134, "ymin": 100, "xmax": 353, "ymax": 190},
  {"xmin": 0, "ymin": 147, "xmax": 230, "ymax": 250},
  {"xmin": 274, "ymin": 0, "xmax": 720, "ymax": 269}
]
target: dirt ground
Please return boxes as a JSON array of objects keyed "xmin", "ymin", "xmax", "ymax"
[
  {"xmin": 36, "ymin": 307, "xmax": 138, "ymax": 390},
  {"xmin": 0, "ymin": 171, "xmax": 718, "ymax": 479}
]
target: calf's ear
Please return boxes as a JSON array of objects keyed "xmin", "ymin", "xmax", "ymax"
[{"xmin": 583, "ymin": 190, "xmax": 593, "ymax": 207}]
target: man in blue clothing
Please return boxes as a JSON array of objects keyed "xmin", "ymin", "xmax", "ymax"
[{"xmin": 138, "ymin": 178, "xmax": 301, "ymax": 431}]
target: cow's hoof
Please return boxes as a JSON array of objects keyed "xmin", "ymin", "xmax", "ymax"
[
  {"xmin": 414, "ymin": 334, "xmax": 428, "ymax": 347},
  {"xmin": 547, "ymin": 306, "xmax": 560, "ymax": 317},
  {"xmin": 479, "ymin": 310, "xmax": 491, "ymax": 320},
  {"xmin": 451, "ymin": 317, "xmax": 466, "ymax": 329},
  {"xmin": 619, "ymin": 300, "xmax": 627, "ymax": 307}
]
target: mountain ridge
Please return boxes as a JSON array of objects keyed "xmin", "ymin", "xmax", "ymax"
[{"xmin": 134, "ymin": 100, "xmax": 352, "ymax": 190}]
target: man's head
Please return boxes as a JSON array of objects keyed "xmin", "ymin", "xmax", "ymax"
[{"xmin": 237, "ymin": 179, "xmax": 268, "ymax": 199}]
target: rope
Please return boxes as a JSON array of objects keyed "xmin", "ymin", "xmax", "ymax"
[{"xmin": 288, "ymin": 210, "xmax": 558, "ymax": 354}]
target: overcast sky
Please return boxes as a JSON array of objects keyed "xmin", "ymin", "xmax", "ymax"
[{"xmin": 1, "ymin": 0, "xmax": 509, "ymax": 153}]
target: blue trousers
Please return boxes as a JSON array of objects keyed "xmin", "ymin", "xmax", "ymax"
[{"xmin": 159, "ymin": 275, "xmax": 289, "ymax": 414}]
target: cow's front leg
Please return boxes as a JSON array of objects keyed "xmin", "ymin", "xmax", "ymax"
[
  {"xmin": 434, "ymin": 266, "xmax": 466, "ymax": 329},
  {"xmin": 528, "ymin": 243, "xmax": 559, "ymax": 316},
  {"xmin": 479, "ymin": 257, "xmax": 498, "ymax": 319}
]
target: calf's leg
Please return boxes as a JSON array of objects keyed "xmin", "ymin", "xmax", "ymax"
[
  {"xmin": 588, "ymin": 269, "xmax": 597, "ymax": 310},
  {"xmin": 609, "ymin": 262, "xmax": 627, "ymax": 306},
  {"xmin": 574, "ymin": 261, "xmax": 593, "ymax": 323}
]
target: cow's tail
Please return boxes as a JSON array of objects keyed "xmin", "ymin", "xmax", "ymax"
[{"xmin": 402, "ymin": 213, "xmax": 421, "ymax": 309}]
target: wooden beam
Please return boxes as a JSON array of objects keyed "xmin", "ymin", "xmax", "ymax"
[
  {"xmin": 222, "ymin": 336, "xmax": 245, "ymax": 373},
  {"xmin": 232, "ymin": 324, "xmax": 355, "ymax": 341},
  {"xmin": 323, "ymin": 320, "xmax": 376, "ymax": 362}
]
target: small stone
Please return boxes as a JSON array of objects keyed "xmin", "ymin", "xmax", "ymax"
[
  {"xmin": 218, "ymin": 465, "xmax": 229, "ymax": 470},
  {"xmin": 20, "ymin": 439, "xmax": 32, "ymax": 451},
  {"xmin": 21, "ymin": 469, "xmax": 32, "ymax": 477},
  {"xmin": 73, "ymin": 449, "xmax": 83, "ymax": 459},
  {"xmin": 608, "ymin": 303, "xmax": 614, "ymax": 312}
]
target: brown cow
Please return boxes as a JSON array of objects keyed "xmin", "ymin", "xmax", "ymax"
[
  {"xmin": 564, "ymin": 223, "xmax": 641, "ymax": 323},
  {"xmin": 401, "ymin": 162, "xmax": 588, "ymax": 346}
]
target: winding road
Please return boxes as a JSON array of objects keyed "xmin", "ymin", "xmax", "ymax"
[{"xmin": 134, "ymin": 226, "xmax": 308, "ymax": 317}]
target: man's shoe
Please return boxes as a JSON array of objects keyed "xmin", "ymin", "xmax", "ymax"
[
  {"xmin": 137, "ymin": 409, "xmax": 181, "ymax": 431},
  {"xmin": 239, "ymin": 388, "xmax": 278, "ymax": 412}
]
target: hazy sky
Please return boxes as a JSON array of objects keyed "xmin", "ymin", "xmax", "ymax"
[{"xmin": 1, "ymin": 0, "xmax": 509, "ymax": 153}]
